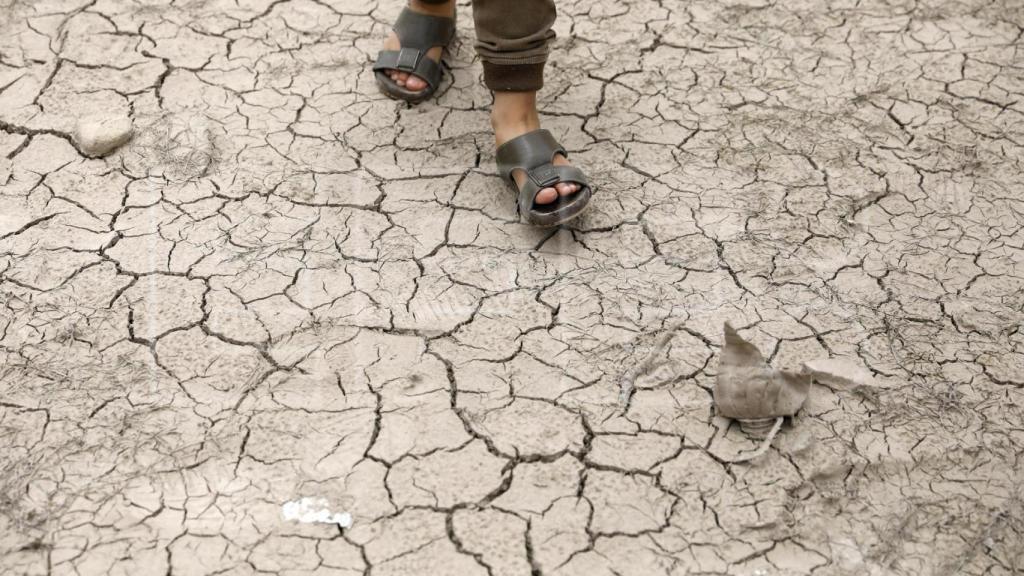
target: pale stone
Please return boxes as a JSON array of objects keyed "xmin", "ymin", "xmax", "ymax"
[{"xmin": 74, "ymin": 115, "xmax": 133, "ymax": 157}]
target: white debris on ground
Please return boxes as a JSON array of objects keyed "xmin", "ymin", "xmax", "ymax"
[
  {"xmin": 281, "ymin": 497, "xmax": 353, "ymax": 528},
  {"xmin": 73, "ymin": 115, "xmax": 133, "ymax": 157}
]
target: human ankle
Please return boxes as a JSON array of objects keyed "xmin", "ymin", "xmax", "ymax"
[
  {"xmin": 491, "ymin": 92, "xmax": 540, "ymax": 141},
  {"xmin": 492, "ymin": 115, "xmax": 540, "ymax": 144}
]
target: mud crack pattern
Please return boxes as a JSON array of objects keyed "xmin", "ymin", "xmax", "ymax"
[{"xmin": 1, "ymin": 0, "xmax": 1023, "ymax": 574}]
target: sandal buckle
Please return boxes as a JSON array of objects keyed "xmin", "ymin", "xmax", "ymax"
[
  {"xmin": 396, "ymin": 48, "xmax": 421, "ymax": 71},
  {"xmin": 529, "ymin": 165, "xmax": 560, "ymax": 187}
]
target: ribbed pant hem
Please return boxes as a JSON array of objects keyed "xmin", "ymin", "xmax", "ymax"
[{"xmin": 482, "ymin": 61, "xmax": 545, "ymax": 92}]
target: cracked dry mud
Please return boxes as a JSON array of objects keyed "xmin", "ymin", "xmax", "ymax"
[{"xmin": 1, "ymin": 0, "xmax": 1023, "ymax": 574}]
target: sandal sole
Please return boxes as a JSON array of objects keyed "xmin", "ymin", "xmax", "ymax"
[{"xmin": 509, "ymin": 182, "xmax": 593, "ymax": 227}]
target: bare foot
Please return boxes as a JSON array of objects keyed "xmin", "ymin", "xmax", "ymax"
[
  {"xmin": 492, "ymin": 91, "xmax": 580, "ymax": 205},
  {"xmin": 380, "ymin": 0, "xmax": 453, "ymax": 93}
]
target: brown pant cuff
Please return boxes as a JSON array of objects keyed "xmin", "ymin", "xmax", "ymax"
[{"xmin": 482, "ymin": 61, "xmax": 545, "ymax": 92}]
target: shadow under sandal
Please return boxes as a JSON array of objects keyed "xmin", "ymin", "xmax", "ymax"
[
  {"xmin": 496, "ymin": 129, "xmax": 593, "ymax": 226},
  {"xmin": 373, "ymin": 8, "xmax": 455, "ymax": 103}
]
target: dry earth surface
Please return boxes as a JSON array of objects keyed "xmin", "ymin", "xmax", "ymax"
[{"xmin": 2, "ymin": 0, "xmax": 1023, "ymax": 574}]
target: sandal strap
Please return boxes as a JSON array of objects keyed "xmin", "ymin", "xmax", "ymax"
[
  {"xmin": 495, "ymin": 129, "xmax": 567, "ymax": 184},
  {"xmin": 529, "ymin": 164, "xmax": 588, "ymax": 189},
  {"xmin": 373, "ymin": 49, "xmax": 443, "ymax": 88},
  {"xmin": 394, "ymin": 8, "xmax": 455, "ymax": 51},
  {"xmin": 515, "ymin": 178, "xmax": 543, "ymax": 215}
]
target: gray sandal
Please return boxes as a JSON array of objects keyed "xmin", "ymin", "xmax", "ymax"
[
  {"xmin": 373, "ymin": 8, "xmax": 455, "ymax": 103},
  {"xmin": 496, "ymin": 129, "xmax": 593, "ymax": 226}
]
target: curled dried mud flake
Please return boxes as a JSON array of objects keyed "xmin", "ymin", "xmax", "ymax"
[{"xmin": 714, "ymin": 322, "xmax": 811, "ymax": 422}]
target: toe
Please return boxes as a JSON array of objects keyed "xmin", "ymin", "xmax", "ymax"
[
  {"xmin": 535, "ymin": 187, "xmax": 558, "ymax": 204},
  {"xmin": 396, "ymin": 71, "xmax": 410, "ymax": 86},
  {"xmin": 405, "ymin": 75, "xmax": 427, "ymax": 92},
  {"xmin": 556, "ymin": 182, "xmax": 575, "ymax": 196}
]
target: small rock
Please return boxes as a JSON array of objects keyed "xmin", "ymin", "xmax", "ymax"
[
  {"xmin": 74, "ymin": 115, "xmax": 133, "ymax": 157},
  {"xmin": 802, "ymin": 357, "xmax": 874, "ymax": 390}
]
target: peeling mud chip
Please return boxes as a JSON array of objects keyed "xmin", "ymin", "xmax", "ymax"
[{"xmin": 714, "ymin": 322, "xmax": 810, "ymax": 438}]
